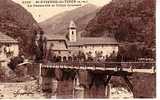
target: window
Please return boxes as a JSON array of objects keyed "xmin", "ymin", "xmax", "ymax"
[
  {"xmin": 58, "ymin": 51, "xmax": 61, "ymax": 54},
  {"xmin": 72, "ymin": 31, "xmax": 74, "ymax": 35},
  {"xmin": 6, "ymin": 44, "xmax": 10, "ymax": 47},
  {"xmin": 95, "ymin": 51, "xmax": 97, "ymax": 54},
  {"xmin": 85, "ymin": 45, "xmax": 87, "ymax": 48},
  {"xmin": 50, "ymin": 43, "xmax": 54, "ymax": 47},
  {"xmin": 101, "ymin": 51, "xmax": 103, "ymax": 54}
]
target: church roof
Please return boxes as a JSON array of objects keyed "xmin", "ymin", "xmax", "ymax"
[
  {"xmin": 45, "ymin": 34, "xmax": 66, "ymax": 41},
  {"xmin": 0, "ymin": 32, "xmax": 18, "ymax": 43},
  {"xmin": 68, "ymin": 37, "xmax": 118, "ymax": 46},
  {"xmin": 45, "ymin": 34, "xmax": 68, "ymax": 48},
  {"xmin": 45, "ymin": 33, "xmax": 118, "ymax": 47}
]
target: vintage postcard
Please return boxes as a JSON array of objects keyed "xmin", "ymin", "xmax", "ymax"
[{"xmin": 0, "ymin": 0, "xmax": 156, "ymax": 99}]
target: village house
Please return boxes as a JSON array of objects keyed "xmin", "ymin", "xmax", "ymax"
[
  {"xmin": 0, "ymin": 32, "xmax": 19, "ymax": 66},
  {"xmin": 44, "ymin": 34, "xmax": 69, "ymax": 61},
  {"xmin": 44, "ymin": 21, "xmax": 119, "ymax": 61}
]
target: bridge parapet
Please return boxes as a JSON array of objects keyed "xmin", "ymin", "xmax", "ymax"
[
  {"xmin": 38, "ymin": 61, "xmax": 156, "ymax": 98},
  {"xmin": 40, "ymin": 62, "xmax": 156, "ymax": 74}
]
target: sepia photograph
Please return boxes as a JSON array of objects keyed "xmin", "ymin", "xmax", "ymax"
[{"xmin": 0, "ymin": 0, "xmax": 156, "ymax": 99}]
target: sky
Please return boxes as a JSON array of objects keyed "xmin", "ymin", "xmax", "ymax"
[{"xmin": 12, "ymin": 0, "xmax": 112, "ymax": 22}]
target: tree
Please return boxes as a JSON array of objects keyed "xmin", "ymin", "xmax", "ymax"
[
  {"xmin": 127, "ymin": 44, "xmax": 140, "ymax": 61},
  {"xmin": 34, "ymin": 30, "xmax": 47, "ymax": 63},
  {"xmin": 115, "ymin": 20, "xmax": 132, "ymax": 42}
]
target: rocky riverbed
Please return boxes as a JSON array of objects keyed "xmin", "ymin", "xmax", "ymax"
[
  {"xmin": 0, "ymin": 80, "xmax": 47, "ymax": 99},
  {"xmin": 0, "ymin": 79, "xmax": 133, "ymax": 99}
]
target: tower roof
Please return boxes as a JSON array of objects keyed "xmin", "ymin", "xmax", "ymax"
[{"xmin": 69, "ymin": 20, "xmax": 76, "ymax": 28}]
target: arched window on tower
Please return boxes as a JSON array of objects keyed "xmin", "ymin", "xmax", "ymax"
[{"xmin": 72, "ymin": 31, "xmax": 74, "ymax": 35}]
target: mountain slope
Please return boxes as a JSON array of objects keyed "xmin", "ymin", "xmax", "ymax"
[
  {"xmin": 85, "ymin": 0, "xmax": 155, "ymax": 48},
  {"xmin": 0, "ymin": 0, "xmax": 40, "ymax": 56},
  {"xmin": 40, "ymin": 4, "xmax": 99, "ymax": 36}
]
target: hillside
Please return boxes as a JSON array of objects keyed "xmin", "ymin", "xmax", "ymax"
[
  {"xmin": 0, "ymin": 0, "xmax": 40, "ymax": 56},
  {"xmin": 40, "ymin": 4, "xmax": 99, "ymax": 36},
  {"xmin": 85, "ymin": 0, "xmax": 155, "ymax": 48}
]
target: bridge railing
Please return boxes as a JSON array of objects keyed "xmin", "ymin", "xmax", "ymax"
[{"xmin": 42, "ymin": 61, "xmax": 155, "ymax": 69}]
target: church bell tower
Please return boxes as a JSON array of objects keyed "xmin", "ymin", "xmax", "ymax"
[{"xmin": 69, "ymin": 20, "xmax": 77, "ymax": 42}]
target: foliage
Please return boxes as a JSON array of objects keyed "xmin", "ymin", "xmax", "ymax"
[
  {"xmin": 34, "ymin": 30, "xmax": 47, "ymax": 63},
  {"xmin": 85, "ymin": 0, "xmax": 155, "ymax": 58}
]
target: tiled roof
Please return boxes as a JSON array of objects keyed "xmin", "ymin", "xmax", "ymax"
[
  {"xmin": 45, "ymin": 34, "xmax": 118, "ymax": 46},
  {"xmin": 45, "ymin": 34, "xmax": 66, "ymax": 41},
  {"xmin": 45, "ymin": 34, "xmax": 68, "ymax": 48},
  {"xmin": 68, "ymin": 37, "xmax": 118, "ymax": 46},
  {"xmin": 0, "ymin": 32, "xmax": 18, "ymax": 43}
]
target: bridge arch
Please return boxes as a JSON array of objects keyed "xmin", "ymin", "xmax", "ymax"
[{"xmin": 39, "ymin": 61, "xmax": 156, "ymax": 98}]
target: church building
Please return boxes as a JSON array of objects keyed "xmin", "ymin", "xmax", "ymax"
[{"xmin": 45, "ymin": 21, "xmax": 119, "ymax": 61}]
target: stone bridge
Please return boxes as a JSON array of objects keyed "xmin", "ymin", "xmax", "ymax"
[{"xmin": 36, "ymin": 62, "xmax": 156, "ymax": 98}]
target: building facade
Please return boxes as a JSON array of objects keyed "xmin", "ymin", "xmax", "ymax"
[
  {"xmin": 44, "ymin": 21, "xmax": 119, "ymax": 62},
  {"xmin": 0, "ymin": 32, "xmax": 19, "ymax": 66}
]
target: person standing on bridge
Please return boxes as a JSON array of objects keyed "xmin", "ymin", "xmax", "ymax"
[{"xmin": 110, "ymin": 50, "xmax": 117, "ymax": 62}]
